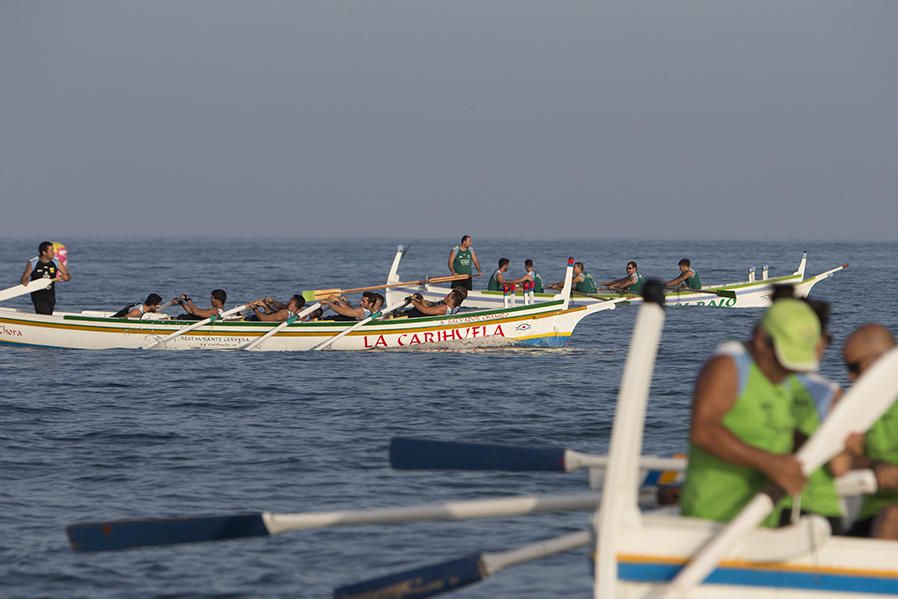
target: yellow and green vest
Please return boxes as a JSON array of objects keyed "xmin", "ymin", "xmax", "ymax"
[{"xmin": 681, "ymin": 342, "xmax": 796, "ymax": 527}]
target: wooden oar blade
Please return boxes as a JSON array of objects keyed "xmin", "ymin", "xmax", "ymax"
[
  {"xmin": 390, "ymin": 437, "xmax": 567, "ymax": 472},
  {"xmin": 66, "ymin": 513, "xmax": 269, "ymax": 552},
  {"xmin": 334, "ymin": 554, "xmax": 485, "ymax": 599}
]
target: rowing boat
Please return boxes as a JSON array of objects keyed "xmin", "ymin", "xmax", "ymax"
[
  {"xmin": 0, "ymin": 261, "xmax": 617, "ymax": 351},
  {"xmin": 383, "ymin": 248, "xmax": 847, "ymax": 309}
]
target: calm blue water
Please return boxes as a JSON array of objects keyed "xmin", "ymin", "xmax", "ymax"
[{"xmin": 1, "ymin": 239, "xmax": 894, "ymax": 598}]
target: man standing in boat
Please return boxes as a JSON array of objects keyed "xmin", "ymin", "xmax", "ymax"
[
  {"xmin": 487, "ymin": 258, "xmax": 512, "ymax": 291},
  {"xmin": 20, "ymin": 241, "xmax": 71, "ymax": 315},
  {"xmin": 548, "ymin": 261, "xmax": 598, "ymax": 294},
  {"xmin": 665, "ymin": 258, "xmax": 702, "ymax": 290},
  {"xmin": 447, "ymin": 235, "xmax": 481, "ymax": 291},
  {"xmin": 680, "ymin": 299, "xmax": 820, "ymax": 526},
  {"xmin": 842, "ymin": 324, "xmax": 898, "ymax": 539},
  {"xmin": 603, "ymin": 261, "xmax": 646, "ymax": 293}
]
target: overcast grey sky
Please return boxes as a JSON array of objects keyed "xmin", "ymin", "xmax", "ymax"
[{"xmin": 1, "ymin": 1, "xmax": 896, "ymax": 240}]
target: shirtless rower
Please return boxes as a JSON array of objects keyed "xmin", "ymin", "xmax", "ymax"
[{"xmin": 247, "ymin": 294, "xmax": 307, "ymax": 322}]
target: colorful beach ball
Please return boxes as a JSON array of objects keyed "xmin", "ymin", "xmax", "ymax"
[{"xmin": 52, "ymin": 242, "xmax": 68, "ymax": 267}]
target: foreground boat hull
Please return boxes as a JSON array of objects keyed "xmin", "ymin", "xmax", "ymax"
[{"xmin": 0, "ymin": 300, "xmax": 609, "ymax": 351}]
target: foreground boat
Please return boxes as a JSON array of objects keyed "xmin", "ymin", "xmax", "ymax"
[
  {"xmin": 384, "ymin": 247, "xmax": 847, "ymax": 309},
  {"xmin": 0, "ymin": 261, "xmax": 616, "ymax": 351}
]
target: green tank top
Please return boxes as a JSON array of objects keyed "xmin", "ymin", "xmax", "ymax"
[
  {"xmin": 860, "ymin": 396, "xmax": 898, "ymax": 519},
  {"xmin": 532, "ymin": 272, "xmax": 544, "ymax": 293},
  {"xmin": 487, "ymin": 269, "xmax": 502, "ymax": 291},
  {"xmin": 685, "ymin": 271, "xmax": 702, "ymax": 290},
  {"xmin": 575, "ymin": 272, "xmax": 598, "ymax": 294},
  {"xmin": 452, "ymin": 247, "xmax": 474, "ymax": 275},
  {"xmin": 787, "ymin": 374, "xmax": 842, "ymax": 517},
  {"xmin": 681, "ymin": 343, "xmax": 796, "ymax": 527},
  {"xmin": 627, "ymin": 272, "xmax": 646, "ymax": 294}
]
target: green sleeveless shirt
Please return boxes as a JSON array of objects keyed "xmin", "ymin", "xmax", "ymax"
[
  {"xmin": 452, "ymin": 247, "xmax": 474, "ymax": 275},
  {"xmin": 532, "ymin": 272, "xmax": 544, "ymax": 293},
  {"xmin": 685, "ymin": 271, "xmax": 702, "ymax": 290},
  {"xmin": 787, "ymin": 374, "xmax": 842, "ymax": 517},
  {"xmin": 575, "ymin": 272, "xmax": 598, "ymax": 294},
  {"xmin": 681, "ymin": 343, "xmax": 796, "ymax": 527},
  {"xmin": 860, "ymin": 396, "xmax": 898, "ymax": 519},
  {"xmin": 627, "ymin": 272, "xmax": 646, "ymax": 294},
  {"xmin": 487, "ymin": 269, "xmax": 503, "ymax": 291}
]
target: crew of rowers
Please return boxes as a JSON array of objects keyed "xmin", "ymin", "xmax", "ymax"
[
  {"xmin": 113, "ymin": 286, "xmax": 469, "ymax": 322},
  {"xmin": 678, "ymin": 286, "xmax": 898, "ymax": 540},
  {"xmin": 448, "ymin": 235, "xmax": 701, "ymax": 297}
]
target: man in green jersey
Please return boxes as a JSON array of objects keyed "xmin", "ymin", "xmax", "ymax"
[
  {"xmin": 513, "ymin": 259, "xmax": 543, "ymax": 293},
  {"xmin": 680, "ymin": 299, "xmax": 821, "ymax": 526},
  {"xmin": 487, "ymin": 258, "xmax": 512, "ymax": 291},
  {"xmin": 447, "ymin": 235, "xmax": 481, "ymax": 291},
  {"xmin": 842, "ymin": 324, "xmax": 898, "ymax": 539},
  {"xmin": 603, "ymin": 261, "xmax": 646, "ymax": 293},
  {"xmin": 548, "ymin": 262, "xmax": 598, "ymax": 294},
  {"xmin": 665, "ymin": 258, "xmax": 702, "ymax": 290}
]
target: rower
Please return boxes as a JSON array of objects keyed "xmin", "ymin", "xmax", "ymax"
[
  {"xmin": 603, "ymin": 261, "xmax": 645, "ymax": 293},
  {"xmin": 321, "ymin": 292, "xmax": 384, "ymax": 321},
  {"xmin": 173, "ymin": 289, "xmax": 227, "ymax": 320},
  {"xmin": 548, "ymin": 262, "xmax": 597, "ymax": 294},
  {"xmin": 118, "ymin": 294, "xmax": 164, "ymax": 319},
  {"xmin": 405, "ymin": 286, "xmax": 467, "ymax": 317},
  {"xmin": 665, "ymin": 258, "xmax": 702, "ymax": 290},
  {"xmin": 248, "ymin": 294, "xmax": 306, "ymax": 322},
  {"xmin": 841, "ymin": 324, "xmax": 898, "ymax": 539},
  {"xmin": 513, "ymin": 259, "xmax": 544, "ymax": 293},
  {"xmin": 487, "ymin": 258, "xmax": 512, "ymax": 291},
  {"xmin": 20, "ymin": 241, "xmax": 71, "ymax": 315},
  {"xmin": 680, "ymin": 298, "xmax": 820, "ymax": 526},
  {"xmin": 447, "ymin": 235, "xmax": 481, "ymax": 291}
]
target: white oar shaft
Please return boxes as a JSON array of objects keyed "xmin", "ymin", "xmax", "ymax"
[
  {"xmin": 241, "ymin": 302, "xmax": 321, "ymax": 351},
  {"xmin": 311, "ymin": 299, "xmax": 407, "ymax": 351},
  {"xmin": 569, "ymin": 452, "xmax": 685, "ymax": 473},
  {"xmin": 482, "ymin": 530, "xmax": 591, "ymax": 576},
  {"xmin": 0, "ymin": 279, "xmax": 53, "ymax": 303},
  {"xmin": 143, "ymin": 304, "xmax": 248, "ymax": 349},
  {"xmin": 262, "ymin": 492, "xmax": 601, "ymax": 535}
]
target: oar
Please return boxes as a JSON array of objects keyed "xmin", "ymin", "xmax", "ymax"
[
  {"xmin": 303, "ymin": 274, "xmax": 471, "ymax": 302},
  {"xmin": 241, "ymin": 302, "xmax": 322, "ymax": 351},
  {"xmin": 310, "ymin": 299, "xmax": 409, "ymax": 351},
  {"xmin": 665, "ymin": 286, "xmax": 736, "ymax": 299},
  {"xmin": 659, "ymin": 345, "xmax": 898, "ymax": 599},
  {"xmin": 596, "ymin": 281, "xmax": 667, "ymax": 599},
  {"xmin": 0, "ymin": 279, "xmax": 53, "ymax": 303},
  {"xmin": 142, "ymin": 304, "xmax": 249, "ymax": 349},
  {"xmin": 333, "ymin": 530, "xmax": 591, "ymax": 599},
  {"xmin": 65, "ymin": 492, "xmax": 602, "ymax": 552},
  {"xmin": 390, "ymin": 438, "xmax": 685, "ymax": 474}
]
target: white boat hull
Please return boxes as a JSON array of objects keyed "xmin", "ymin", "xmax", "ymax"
[{"xmin": 0, "ymin": 300, "xmax": 613, "ymax": 351}]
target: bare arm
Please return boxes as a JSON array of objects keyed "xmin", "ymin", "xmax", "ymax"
[
  {"xmin": 691, "ymin": 355, "xmax": 807, "ymax": 495},
  {"xmin": 20, "ymin": 261, "xmax": 32, "ymax": 286},
  {"xmin": 470, "ymin": 249, "xmax": 482, "ymax": 274},
  {"xmin": 323, "ymin": 298, "xmax": 363, "ymax": 319},
  {"xmin": 549, "ymin": 273, "xmax": 582, "ymax": 290},
  {"xmin": 665, "ymin": 272, "xmax": 690, "ymax": 287},
  {"xmin": 448, "ymin": 249, "xmax": 457, "ymax": 275},
  {"xmin": 57, "ymin": 261, "xmax": 71, "ymax": 281},
  {"xmin": 410, "ymin": 298, "xmax": 448, "ymax": 316}
]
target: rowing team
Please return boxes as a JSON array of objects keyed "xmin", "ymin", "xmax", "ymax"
[
  {"xmin": 114, "ymin": 286, "xmax": 470, "ymax": 323},
  {"xmin": 679, "ymin": 286, "xmax": 898, "ymax": 539},
  {"xmin": 449, "ymin": 238, "xmax": 700, "ymax": 296}
]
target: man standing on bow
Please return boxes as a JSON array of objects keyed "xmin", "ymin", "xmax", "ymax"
[
  {"xmin": 447, "ymin": 235, "xmax": 481, "ymax": 291},
  {"xmin": 20, "ymin": 241, "xmax": 71, "ymax": 315}
]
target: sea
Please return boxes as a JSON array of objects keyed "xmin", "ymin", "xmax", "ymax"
[{"xmin": 1, "ymin": 238, "xmax": 894, "ymax": 598}]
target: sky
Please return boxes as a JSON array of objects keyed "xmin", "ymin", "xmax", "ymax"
[{"xmin": 1, "ymin": 1, "xmax": 896, "ymax": 240}]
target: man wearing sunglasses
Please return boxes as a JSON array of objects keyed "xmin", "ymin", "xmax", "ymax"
[{"xmin": 842, "ymin": 324, "xmax": 898, "ymax": 539}]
